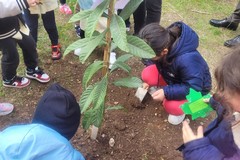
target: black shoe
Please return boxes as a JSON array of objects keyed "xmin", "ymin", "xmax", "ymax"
[
  {"xmin": 224, "ymin": 35, "xmax": 240, "ymax": 47},
  {"xmin": 74, "ymin": 25, "xmax": 85, "ymax": 38},
  {"xmin": 209, "ymin": 18, "xmax": 238, "ymax": 31}
]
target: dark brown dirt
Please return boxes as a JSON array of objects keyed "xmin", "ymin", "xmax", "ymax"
[
  {"xmin": 0, "ymin": 4, "xmax": 218, "ymax": 160},
  {"xmin": 0, "ymin": 50, "xmax": 214, "ymax": 160}
]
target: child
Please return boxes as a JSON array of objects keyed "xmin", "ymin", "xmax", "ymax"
[
  {"xmin": 181, "ymin": 47, "xmax": 240, "ymax": 159},
  {"xmin": 23, "ymin": 0, "xmax": 62, "ymax": 60},
  {"xmin": 0, "ymin": 0, "xmax": 50, "ymax": 88},
  {"xmin": 0, "ymin": 83, "xmax": 85, "ymax": 159},
  {"xmin": 139, "ymin": 22, "xmax": 212, "ymax": 125},
  {"xmin": 74, "ymin": 0, "xmax": 130, "ymax": 38}
]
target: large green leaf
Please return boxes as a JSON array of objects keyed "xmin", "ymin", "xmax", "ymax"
[
  {"xmin": 82, "ymin": 109, "xmax": 94, "ymax": 130},
  {"xmin": 82, "ymin": 61, "xmax": 104, "ymax": 89},
  {"xmin": 127, "ymin": 35, "xmax": 155, "ymax": 58},
  {"xmin": 119, "ymin": 0, "xmax": 143, "ymax": 21},
  {"xmin": 110, "ymin": 61, "xmax": 131, "ymax": 73},
  {"xmin": 113, "ymin": 77, "xmax": 143, "ymax": 88},
  {"xmin": 80, "ymin": 85, "xmax": 96, "ymax": 113},
  {"xmin": 92, "ymin": 76, "xmax": 108, "ymax": 110},
  {"xmin": 110, "ymin": 54, "xmax": 133, "ymax": 71},
  {"xmin": 63, "ymin": 31, "xmax": 106, "ymax": 63},
  {"xmin": 69, "ymin": 10, "xmax": 92, "ymax": 23},
  {"xmin": 92, "ymin": 104, "xmax": 105, "ymax": 127},
  {"xmin": 110, "ymin": 14, "xmax": 129, "ymax": 52},
  {"xmin": 85, "ymin": 0, "xmax": 110, "ymax": 37}
]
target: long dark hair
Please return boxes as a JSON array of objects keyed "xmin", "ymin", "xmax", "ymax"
[{"xmin": 139, "ymin": 23, "xmax": 181, "ymax": 57}]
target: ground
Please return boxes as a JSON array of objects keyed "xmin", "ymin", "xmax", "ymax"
[{"xmin": 0, "ymin": 0, "xmax": 238, "ymax": 160}]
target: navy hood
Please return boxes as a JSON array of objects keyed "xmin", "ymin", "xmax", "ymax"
[
  {"xmin": 167, "ymin": 21, "xmax": 199, "ymax": 60},
  {"xmin": 32, "ymin": 83, "xmax": 81, "ymax": 140}
]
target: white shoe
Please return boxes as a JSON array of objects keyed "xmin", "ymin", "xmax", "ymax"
[
  {"xmin": 168, "ymin": 114, "xmax": 185, "ymax": 125},
  {"xmin": 109, "ymin": 52, "xmax": 116, "ymax": 69},
  {"xmin": 74, "ymin": 48, "xmax": 82, "ymax": 56},
  {"xmin": 0, "ymin": 103, "xmax": 14, "ymax": 116}
]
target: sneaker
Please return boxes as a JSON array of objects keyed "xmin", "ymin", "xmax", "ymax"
[
  {"xmin": 59, "ymin": 4, "xmax": 72, "ymax": 15},
  {"xmin": 3, "ymin": 76, "xmax": 30, "ymax": 88},
  {"xmin": 26, "ymin": 67, "xmax": 50, "ymax": 83},
  {"xmin": 51, "ymin": 44, "xmax": 62, "ymax": 60},
  {"xmin": 75, "ymin": 25, "xmax": 85, "ymax": 38},
  {"xmin": 126, "ymin": 24, "xmax": 130, "ymax": 32},
  {"xmin": 0, "ymin": 103, "xmax": 14, "ymax": 116},
  {"xmin": 168, "ymin": 114, "xmax": 185, "ymax": 125}
]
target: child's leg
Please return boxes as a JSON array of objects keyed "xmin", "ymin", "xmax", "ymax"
[
  {"xmin": 23, "ymin": 10, "xmax": 39, "ymax": 43},
  {"xmin": 17, "ymin": 33, "xmax": 38, "ymax": 69},
  {"xmin": 18, "ymin": 33, "xmax": 50, "ymax": 83},
  {"xmin": 141, "ymin": 64, "xmax": 167, "ymax": 87},
  {"xmin": 145, "ymin": 0, "xmax": 162, "ymax": 24},
  {"xmin": 133, "ymin": 1, "xmax": 145, "ymax": 34},
  {"xmin": 59, "ymin": 0, "xmax": 66, "ymax": 5},
  {"xmin": 74, "ymin": 2, "xmax": 85, "ymax": 38},
  {"xmin": 42, "ymin": 10, "xmax": 61, "ymax": 60},
  {"xmin": 0, "ymin": 38, "xmax": 19, "ymax": 80},
  {"xmin": 162, "ymin": 99, "xmax": 187, "ymax": 115},
  {"xmin": 42, "ymin": 11, "xmax": 59, "ymax": 46}
]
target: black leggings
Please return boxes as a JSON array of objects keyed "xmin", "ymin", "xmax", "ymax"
[
  {"xmin": 134, "ymin": 0, "xmax": 162, "ymax": 34},
  {"xmin": 59, "ymin": 0, "xmax": 66, "ymax": 5},
  {"xmin": 0, "ymin": 33, "xmax": 38, "ymax": 80},
  {"xmin": 23, "ymin": 10, "xmax": 59, "ymax": 45}
]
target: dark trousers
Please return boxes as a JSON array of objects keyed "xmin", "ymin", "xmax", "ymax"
[
  {"xmin": 228, "ymin": 1, "xmax": 240, "ymax": 23},
  {"xmin": 0, "ymin": 33, "xmax": 38, "ymax": 80},
  {"xmin": 23, "ymin": 10, "xmax": 59, "ymax": 45},
  {"xmin": 133, "ymin": 0, "xmax": 162, "ymax": 34}
]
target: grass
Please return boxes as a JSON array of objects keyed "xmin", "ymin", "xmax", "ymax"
[{"xmin": 162, "ymin": 0, "xmax": 238, "ymax": 89}]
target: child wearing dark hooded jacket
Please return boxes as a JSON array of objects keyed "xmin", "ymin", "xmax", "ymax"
[
  {"xmin": 180, "ymin": 47, "xmax": 240, "ymax": 159},
  {"xmin": 139, "ymin": 22, "xmax": 212, "ymax": 125},
  {"xmin": 0, "ymin": 83, "xmax": 85, "ymax": 159}
]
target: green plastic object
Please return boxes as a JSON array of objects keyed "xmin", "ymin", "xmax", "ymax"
[{"xmin": 181, "ymin": 88, "xmax": 213, "ymax": 120}]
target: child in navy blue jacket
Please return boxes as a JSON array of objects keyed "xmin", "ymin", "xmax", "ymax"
[
  {"xmin": 139, "ymin": 22, "xmax": 212, "ymax": 125},
  {"xmin": 181, "ymin": 47, "xmax": 240, "ymax": 159}
]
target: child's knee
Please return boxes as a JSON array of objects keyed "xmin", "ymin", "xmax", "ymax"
[
  {"xmin": 163, "ymin": 99, "xmax": 187, "ymax": 115},
  {"xmin": 141, "ymin": 64, "xmax": 159, "ymax": 86}
]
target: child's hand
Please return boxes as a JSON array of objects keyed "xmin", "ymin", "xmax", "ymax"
[
  {"xmin": 182, "ymin": 120, "xmax": 203, "ymax": 144},
  {"xmin": 27, "ymin": 0, "xmax": 39, "ymax": 7},
  {"xmin": 203, "ymin": 98, "xmax": 210, "ymax": 103},
  {"xmin": 142, "ymin": 83, "xmax": 149, "ymax": 90},
  {"xmin": 151, "ymin": 89, "xmax": 165, "ymax": 102}
]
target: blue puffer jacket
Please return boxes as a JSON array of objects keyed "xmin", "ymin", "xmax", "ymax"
[
  {"xmin": 182, "ymin": 98, "xmax": 240, "ymax": 160},
  {"xmin": 156, "ymin": 22, "xmax": 212, "ymax": 100},
  {"xmin": 0, "ymin": 124, "xmax": 85, "ymax": 160}
]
